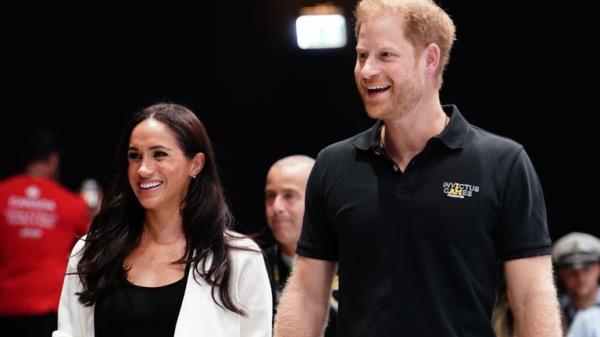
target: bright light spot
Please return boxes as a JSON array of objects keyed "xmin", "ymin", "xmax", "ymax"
[{"xmin": 296, "ymin": 14, "xmax": 347, "ymax": 49}]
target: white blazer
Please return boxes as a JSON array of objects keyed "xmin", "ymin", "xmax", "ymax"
[{"xmin": 53, "ymin": 235, "xmax": 272, "ymax": 337}]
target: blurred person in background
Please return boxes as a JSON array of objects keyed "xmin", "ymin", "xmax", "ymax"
[
  {"xmin": 552, "ymin": 232, "xmax": 600, "ymax": 332},
  {"xmin": 264, "ymin": 155, "xmax": 315, "ymax": 301},
  {"xmin": 264, "ymin": 155, "xmax": 337, "ymax": 336},
  {"xmin": 567, "ymin": 305, "xmax": 600, "ymax": 337},
  {"xmin": 0, "ymin": 127, "xmax": 90, "ymax": 337},
  {"xmin": 79, "ymin": 178, "xmax": 103, "ymax": 218}
]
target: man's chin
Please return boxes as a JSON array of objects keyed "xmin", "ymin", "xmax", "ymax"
[
  {"xmin": 364, "ymin": 104, "xmax": 390, "ymax": 119},
  {"xmin": 274, "ymin": 235, "xmax": 295, "ymax": 245}
]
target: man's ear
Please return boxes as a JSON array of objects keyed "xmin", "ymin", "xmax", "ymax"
[{"xmin": 424, "ymin": 42, "xmax": 441, "ymax": 75}]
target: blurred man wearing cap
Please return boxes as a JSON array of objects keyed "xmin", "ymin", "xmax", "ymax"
[{"xmin": 552, "ymin": 232, "xmax": 600, "ymax": 327}]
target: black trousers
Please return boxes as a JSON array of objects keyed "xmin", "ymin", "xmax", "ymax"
[{"xmin": 0, "ymin": 312, "xmax": 57, "ymax": 337}]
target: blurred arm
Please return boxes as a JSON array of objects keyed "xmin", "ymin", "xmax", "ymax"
[{"xmin": 274, "ymin": 256, "xmax": 336, "ymax": 337}]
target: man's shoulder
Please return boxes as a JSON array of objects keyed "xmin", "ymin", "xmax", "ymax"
[
  {"xmin": 0, "ymin": 175, "xmax": 82, "ymax": 202},
  {"xmin": 448, "ymin": 105, "xmax": 522, "ymax": 153},
  {"xmin": 42, "ymin": 180, "xmax": 89, "ymax": 214},
  {"xmin": 0, "ymin": 174, "xmax": 26, "ymax": 190},
  {"xmin": 466, "ymin": 124, "xmax": 525, "ymax": 158}
]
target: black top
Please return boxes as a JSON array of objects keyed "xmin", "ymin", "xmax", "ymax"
[
  {"xmin": 95, "ymin": 264, "xmax": 190, "ymax": 337},
  {"xmin": 265, "ymin": 245, "xmax": 292, "ymax": 307},
  {"xmin": 297, "ymin": 105, "xmax": 551, "ymax": 337}
]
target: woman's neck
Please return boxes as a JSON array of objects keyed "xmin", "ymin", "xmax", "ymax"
[{"xmin": 142, "ymin": 209, "xmax": 185, "ymax": 245}]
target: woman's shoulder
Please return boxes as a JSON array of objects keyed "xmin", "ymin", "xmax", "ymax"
[
  {"xmin": 65, "ymin": 235, "xmax": 87, "ymax": 269},
  {"xmin": 223, "ymin": 231, "xmax": 269, "ymax": 286},
  {"xmin": 224, "ymin": 230, "xmax": 261, "ymax": 251},
  {"xmin": 67, "ymin": 235, "xmax": 86, "ymax": 256}
]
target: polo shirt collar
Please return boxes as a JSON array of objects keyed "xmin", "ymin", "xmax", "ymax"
[
  {"xmin": 438, "ymin": 104, "xmax": 469, "ymax": 150},
  {"xmin": 352, "ymin": 104, "xmax": 469, "ymax": 151},
  {"xmin": 352, "ymin": 119, "xmax": 383, "ymax": 152}
]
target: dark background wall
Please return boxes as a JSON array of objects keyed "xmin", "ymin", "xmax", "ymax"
[{"xmin": 2, "ymin": 0, "xmax": 598, "ymax": 244}]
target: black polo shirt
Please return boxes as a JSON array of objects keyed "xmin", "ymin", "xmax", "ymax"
[{"xmin": 297, "ymin": 105, "xmax": 551, "ymax": 337}]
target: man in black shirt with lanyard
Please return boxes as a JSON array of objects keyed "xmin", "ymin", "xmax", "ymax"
[
  {"xmin": 274, "ymin": 0, "xmax": 563, "ymax": 336},
  {"xmin": 264, "ymin": 155, "xmax": 337, "ymax": 336}
]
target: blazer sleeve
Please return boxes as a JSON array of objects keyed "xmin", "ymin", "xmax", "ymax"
[
  {"xmin": 235, "ymin": 240, "xmax": 273, "ymax": 337},
  {"xmin": 53, "ymin": 239, "xmax": 93, "ymax": 337}
]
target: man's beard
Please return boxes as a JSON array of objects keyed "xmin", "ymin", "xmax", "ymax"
[{"xmin": 362, "ymin": 72, "xmax": 423, "ymax": 120}]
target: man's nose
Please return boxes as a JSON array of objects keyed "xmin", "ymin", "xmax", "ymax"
[
  {"xmin": 360, "ymin": 57, "xmax": 380, "ymax": 78},
  {"xmin": 273, "ymin": 195, "xmax": 286, "ymax": 212}
]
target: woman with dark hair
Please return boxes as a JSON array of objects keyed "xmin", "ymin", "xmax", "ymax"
[{"xmin": 52, "ymin": 103, "xmax": 272, "ymax": 337}]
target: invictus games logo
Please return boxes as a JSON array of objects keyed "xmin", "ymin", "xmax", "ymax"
[{"xmin": 443, "ymin": 181, "xmax": 479, "ymax": 199}]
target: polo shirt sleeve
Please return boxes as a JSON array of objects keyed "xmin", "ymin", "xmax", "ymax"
[
  {"xmin": 296, "ymin": 154, "xmax": 338, "ymax": 261},
  {"xmin": 496, "ymin": 148, "xmax": 552, "ymax": 261}
]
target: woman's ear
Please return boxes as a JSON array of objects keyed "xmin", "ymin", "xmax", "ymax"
[{"xmin": 190, "ymin": 152, "xmax": 206, "ymax": 178}]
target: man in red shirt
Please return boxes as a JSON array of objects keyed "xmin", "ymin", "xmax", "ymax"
[{"xmin": 0, "ymin": 128, "xmax": 89, "ymax": 337}]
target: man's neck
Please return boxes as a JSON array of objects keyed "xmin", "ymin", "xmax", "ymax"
[
  {"xmin": 279, "ymin": 243, "xmax": 296, "ymax": 257},
  {"xmin": 25, "ymin": 165, "xmax": 53, "ymax": 179},
  {"xmin": 381, "ymin": 100, "xmax": 447, "ymax": 171}
]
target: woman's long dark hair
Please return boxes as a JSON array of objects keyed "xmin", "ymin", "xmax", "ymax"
[{"xmin": 76, "ymin": 102, "xmax": 247, "ymax": 315}]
